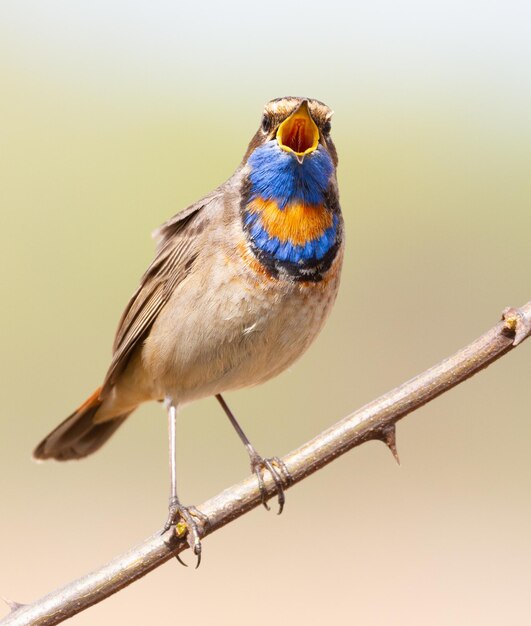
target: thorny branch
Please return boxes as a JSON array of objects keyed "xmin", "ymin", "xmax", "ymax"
[{"xmin": 2, "ymin": 303, "xmax": 530, "ymax": 626}]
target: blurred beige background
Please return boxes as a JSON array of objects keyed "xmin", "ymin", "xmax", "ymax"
[{"xmin": 1, "ymin": 1, "xmax": 530, "ymax": 624}]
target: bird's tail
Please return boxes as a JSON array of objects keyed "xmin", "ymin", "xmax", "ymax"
[{"xmin": 33, "ymin": 387, "xmax": 132, "ymax": 461}]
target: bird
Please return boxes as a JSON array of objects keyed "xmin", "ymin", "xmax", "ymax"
[{"xmin": 34, "ymin": 96, "xmax": 345, "ymax": 566}]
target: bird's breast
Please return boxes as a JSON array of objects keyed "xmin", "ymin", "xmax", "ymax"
[{"xmin": 142, "ymin": 233, "xmax": 343, "ymax": 403}]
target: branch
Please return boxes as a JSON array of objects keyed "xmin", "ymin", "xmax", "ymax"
[{"xmin": 2, "ymin": 303, "xmax": 530, "ymax": 626}]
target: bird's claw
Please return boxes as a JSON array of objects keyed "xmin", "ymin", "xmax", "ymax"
[
  {"xmin": 163, "ymin": 499, "xmax": 207, "ymax": 568},
  {"xmin": 250, "ymin": 454, "xmax": 292, "ymax": 515},
  {"xmin": 502, "ymin": 306, "xmax": 531, "ymax": 346}
]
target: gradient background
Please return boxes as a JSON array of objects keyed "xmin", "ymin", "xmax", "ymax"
[{"xmin": 1, "ymin": 1, "xmax": 530, "ymax": 624}]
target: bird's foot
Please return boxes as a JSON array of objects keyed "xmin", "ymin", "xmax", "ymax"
[
  {"xmin": 163, "ymin": 498, "xmax": 208, "ymax": 568},
  {"xmin": 249, "ymin": 453, "xmax": 293, "ymax": 515}
]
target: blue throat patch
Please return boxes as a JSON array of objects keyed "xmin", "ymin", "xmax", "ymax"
[
  {"xmin": 242, "ymin": 141, "xmax": 340, "ymax": 273},
  {"xmin": 247, "ymin": 140, "xmax": 334, "ymax": 208}
]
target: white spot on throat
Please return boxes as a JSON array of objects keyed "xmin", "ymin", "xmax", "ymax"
[{"xmin": 243, "ymin": 322, "xmax": 258, "ymax": 335}]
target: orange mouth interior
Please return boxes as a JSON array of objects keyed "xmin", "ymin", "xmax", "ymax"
[{"xmin": 277, "ymin": 103, "xmax": 319, "ymax": 157}]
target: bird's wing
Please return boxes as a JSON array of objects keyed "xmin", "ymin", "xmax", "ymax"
[{"xmin": 101, "ymin": 194, "xmax": 218, "ymax": 393}]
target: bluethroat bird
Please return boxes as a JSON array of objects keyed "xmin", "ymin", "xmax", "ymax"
[{"xmin": 34, "ymin": 97, "xmax": 345, "ymax": 565}]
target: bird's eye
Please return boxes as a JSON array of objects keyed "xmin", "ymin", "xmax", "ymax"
[
  {"xmin": 322, "ymin": 120, "xmax": 332, "ymax": 134},
  {"xmin": 261, "ymin": 115, "xmax": 272, "ymax": 133}
]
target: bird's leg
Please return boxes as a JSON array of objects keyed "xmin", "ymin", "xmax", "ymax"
[
  {"xmin": 162, "ymin": 402, "xmax": 206, "ymax": 568},
  {"xmin": 215, "ymin": 394, "xmax": 292, "ymax": 514}
]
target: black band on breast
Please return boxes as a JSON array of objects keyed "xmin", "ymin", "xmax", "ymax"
[{"xmin": 247, "ymin": 236, "xmax": 341, "ymax": 283}]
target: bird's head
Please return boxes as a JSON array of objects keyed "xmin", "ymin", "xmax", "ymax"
[{"xmin": 243, "ymin": 97, "xmax": 337, "ymax": 167}]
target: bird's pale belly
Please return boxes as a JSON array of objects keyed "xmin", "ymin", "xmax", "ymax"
[{"xmin": 141, "ymin": 249, "xmax": 343, "ymax": 405}]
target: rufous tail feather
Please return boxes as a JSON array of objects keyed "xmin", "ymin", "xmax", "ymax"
[{"xmin": 33, "ymin": 387, "xmax": 133, "ymax": 461}]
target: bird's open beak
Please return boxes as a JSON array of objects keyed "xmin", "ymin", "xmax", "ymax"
[{"xmin": 276, "ymin": 101, "xmax": 319, "ymax": 163}]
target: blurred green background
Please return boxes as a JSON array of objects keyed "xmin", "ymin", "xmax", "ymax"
[{"xmin": 1, "ymin": 1, "xmax": 530, "ymax": 624}]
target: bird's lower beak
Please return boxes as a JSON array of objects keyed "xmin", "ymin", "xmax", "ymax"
[{"xmin": 276, "ymin": 101, "xmax": 319, "ymax": 163}]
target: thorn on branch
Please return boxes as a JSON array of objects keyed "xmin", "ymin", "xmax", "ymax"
[
  {"xmin": 376, "ymin": 424, "xmax": 400, "ymax": 465},
  {"xmin": 1, "ymin": 596, "xmax": 26, "ymax": 613},
  {"xmin": 502, "ymin": 306, "xmax": 531, "ymax": 346}
]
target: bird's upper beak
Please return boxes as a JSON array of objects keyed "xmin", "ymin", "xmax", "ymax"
[{"xmin": 276, "ymin": 101, "xmax": 319, "ymax": 163}]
